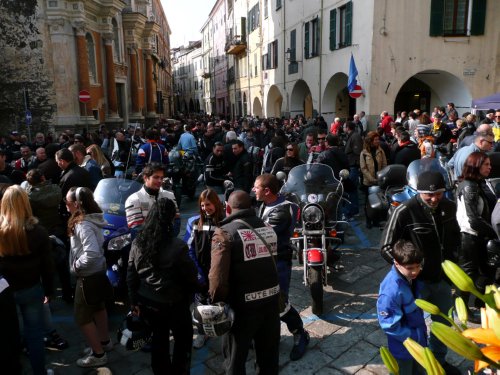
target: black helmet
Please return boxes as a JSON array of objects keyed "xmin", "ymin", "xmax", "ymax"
[
  {"xmin": 192, "ymin": 302, "xmax": 235, "ymax": 337},
  {"xmin": 117, "ymin": 311, "xmax": 152, "ymax": 350}
]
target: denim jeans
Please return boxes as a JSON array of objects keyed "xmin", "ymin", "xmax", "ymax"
[
  {"xmin": 277, "ymin": 260, "xmax": 303, "ymax": 333},
  {"xmin": 420, "ymin": 280, "xmax": 453, "ymax": 364},
  {"xmin": 14, "ymin": 283, "xmax": 46, "ymax": 375}
]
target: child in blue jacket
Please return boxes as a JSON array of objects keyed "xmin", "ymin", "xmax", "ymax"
[{"xmin": 377, "ymin": 239, "xmax": 427, "ymax": 374}]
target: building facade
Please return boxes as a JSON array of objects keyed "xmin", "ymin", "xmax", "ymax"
[
  {"xmin": 173, "ymin": 0, "xmax": 498, "ymax": 125},
  {"xmin": 0, "ymin": 0, "xmax": 173, "ymax": 135}
]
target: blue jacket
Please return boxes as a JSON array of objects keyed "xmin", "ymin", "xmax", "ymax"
[
  {"xmin": 447, "ymin": 142, "xmax": 479, "ymax": 179},
  {"xmin": 377, "ymin": 266, "xmax": 427, "ymax": 360},
  {"xmin": 135, "ymin": 141, "xmax": 169, "ymax": 173}
]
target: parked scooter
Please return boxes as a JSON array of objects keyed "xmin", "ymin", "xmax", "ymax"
[
  {"xmin": 94, "ymin": 178, "xmax": 142, "ymax": 296},
  {"xmin": 279, "ymin": 164, "xmax": 349, "ymax": 315}
]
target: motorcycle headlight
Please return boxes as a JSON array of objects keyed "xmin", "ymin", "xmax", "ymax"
[
  {"xmin": 302, "ymin": 205, "xmax": 323, "ymax": 224},
  {"xmin": 108, "ymin": 233, "xmax": 131, "ymax": 251}
]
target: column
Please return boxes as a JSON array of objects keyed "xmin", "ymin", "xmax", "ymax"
[
  {"xmin": 145, "ymin": 52, "xmax": 156, "ymax": 115},
  {"xmin": 75, "ymin": 27, "xmax": 90, "ymax": 116},
  {"xmin": 104, "ymin": 38, "xmax": 118, "ymax": 117},
  {"xmin": 129, "ymin": 48, "xmax": 140, "ymax": 114}
]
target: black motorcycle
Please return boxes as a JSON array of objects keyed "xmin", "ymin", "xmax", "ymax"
[{"xmin": 279, "ymin": 164, "xmax": 349, "ymax": 315}]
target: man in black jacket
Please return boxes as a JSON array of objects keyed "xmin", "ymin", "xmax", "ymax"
[
  {"xmin": 392, "ymin": 131, "xmax": 421, "ymax": 167},
  {"xmin": 204, "ymin": 142, "xmax": 226, "ymax": 190},
  {"xmin": 254, "ymin": 174, "xmax": 309, "ymax": 361},
  {"xmin": 209, "ymin": 191, "xmax": 280, "ymax": 374},
  {"xmin": 380, "ymin": 171, "xmax": 461, "ymax": 375},
  {"xmin": 230, "ymin": 140, "xmax": 252, "ymax": 193}
]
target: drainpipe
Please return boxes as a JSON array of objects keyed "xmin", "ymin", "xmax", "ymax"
[
  {"xmin": 283, "ymin": 0, "xmax": 287, "ymax": 115},
  {"xmin": 247, "ymin": 0, "xmax": 251, "ymax": 116}
]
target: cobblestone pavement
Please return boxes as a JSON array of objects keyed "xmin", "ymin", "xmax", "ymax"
[{"xmin": 23, "ymin": 195, "xmax": 473, "ymax": 374}]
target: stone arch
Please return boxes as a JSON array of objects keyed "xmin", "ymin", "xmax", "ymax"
[
  {"xmin": 394, "ymin": 70, "xmax": 472, "ymax": 115},
  {"xmin": 290, "ymin": 80, "xmax": 313, "ymax": 119},
  {"xmin": 322, "ymin": 72, "xmax": 353, "ymax": 124},
  {"xmin": 253, "ymin": 96, "xmax": 263, "ymax": 117},
  {"xmin": 266, "ymin": 85, "xmax": 283, "ymax": 118}
]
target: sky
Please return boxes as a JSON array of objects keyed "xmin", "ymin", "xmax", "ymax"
[{"xmin": 160, "ymin": 0, "xmax": 216, "ymax": 48}]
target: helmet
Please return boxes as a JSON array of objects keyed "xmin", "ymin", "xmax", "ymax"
[
  {"xmin": 117, "ymin": 311, "xmax": 152, "ymax": 350},
  {"xmin": 192, "ymin": 302, "xmax": 235, "ymax": 337}
]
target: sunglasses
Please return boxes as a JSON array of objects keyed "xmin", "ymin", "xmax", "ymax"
[
  {"xmin": 495, "ymin": 116, "xmax": 500, "ymax": 119},
  {"xmin": 286, "ymin": 148, "xmax": 294, "ymax": 151},
  {"xmin": 317, "ymin": 137, "xmax": 326, "ymax": 141}
]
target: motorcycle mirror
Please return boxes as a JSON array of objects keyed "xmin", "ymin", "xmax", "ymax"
[
  {"xmin": 224, "ymin": 180, "xmax": 234, "ymax": 190},
  {"xmin": 276, "ymin": 171, "xmax": 286, "ymax": 181},
  {"xmin": 339, "ymin": 169, "xmax": 350, "ymax": 180}
]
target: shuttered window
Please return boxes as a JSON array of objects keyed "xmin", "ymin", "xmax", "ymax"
[
  {"xmin": 329, "ymin": 9, "xmax": 337, "ymax": 50},
  {"xmin": 430, "ymin": 0, "xmax": 486, "ymax": 36}
]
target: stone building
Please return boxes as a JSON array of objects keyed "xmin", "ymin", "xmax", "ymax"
[{"xmin": 0, "ymin": 0, "xmax": 172, "ymax": 136}]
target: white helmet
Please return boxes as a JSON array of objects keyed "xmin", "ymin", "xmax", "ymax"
[{"xmin": 192, "ymin": 302, "xmax": 235, "ymax": 337}]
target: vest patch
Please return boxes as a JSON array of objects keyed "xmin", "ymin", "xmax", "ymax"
[
  {"xmin": 236, "ymin": 227, "xmax": 277, "ymax": 261},
  {"xmin": 244, "ymin": 284, "xmax": 280, "ymax": 302}
]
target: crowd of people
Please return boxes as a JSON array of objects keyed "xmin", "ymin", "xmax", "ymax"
[{"xmin": 0, "ymin": 103, "xmax": 499, "ymax": 374}]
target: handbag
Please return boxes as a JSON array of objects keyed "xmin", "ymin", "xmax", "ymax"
[{"xmin": 80, "ymin": 272, "xmax": 114, "ymax": 305}]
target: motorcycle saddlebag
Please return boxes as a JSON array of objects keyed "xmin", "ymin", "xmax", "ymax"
[
  {"xmin": 377, "ymin": 164, "xmax": 407, "ymax": 190},
  {"xmin": 366, "ymin": 192, "xmax": 389, "ymax": 222}
]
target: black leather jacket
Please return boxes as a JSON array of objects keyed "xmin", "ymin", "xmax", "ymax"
[
  {"xmin": 127, "ymin": 237, "xmax": 198, "ymax": 306},
  {"xmin": 380, "ymin": 195, "xmax": 460, "ymax": 282},
  {"xmin": 456, "ymin": 179, "xmax": 496, "ymax": 238}
]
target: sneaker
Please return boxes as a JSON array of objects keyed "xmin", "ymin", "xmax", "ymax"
[
  {"xmin": 44, "ymin": 331, "xmax": 69, "ymax": 351},
  {"xmin": 82, "ymin": 340, "xmax": 113, "ymax": 356},
  {"xmin": 193, "ymin": 334, "xmax": 208, "ymax": 349},
  {"xmin": 76, "ymin": 352, "xmax": 107, "ymax": 368},
  {"xmin": 290, "ymin": 330, "xmax": 310, "ymax": 361}
]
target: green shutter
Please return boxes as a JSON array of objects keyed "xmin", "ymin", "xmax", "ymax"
[
  {"xmin": 315, "ymin": 18, "xmax": 320, "ymax": 56},
  {"xmin": 304, "ymin": 22, "xmax": 310, "ymax": 59},
  {"xmin": 275, "ymin": 40, "xmax": 278, "ymax": 67},
  {"xmin": 330, "ymin": 9, "xmax": 337, "ymax": 50},
  {"xmin": 290, "ymin": 29, "xmax": 296, "ymax": 61},
  {"xmin": 241, "ymin": 17, "xmax": 246, "ymax": 42},
  {"xmin": 345, "ymin": 1, "xmax": 352, "ymax": 46},
  {"xmin": 470, "ymin": 0, "xmax": 486, "ymax": 35},
  {"xmin": 429, "ymin": 0, "xmax": 444, "ymax": 36}
]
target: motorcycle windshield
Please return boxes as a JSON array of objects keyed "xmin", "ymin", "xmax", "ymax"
[
  {"xmin": 94, "ymin": 178, "xmax": 142, "ymax": 217},
  {"xmin": 406, "ymin": 159, "xmax": 452, "ymax": 191},
  {"xmin": 280, "ymin": 164, "xmax": 339, "ymax": 203}
]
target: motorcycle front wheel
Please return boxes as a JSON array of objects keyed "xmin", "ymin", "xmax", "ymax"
[{"xmin": 308, "ymin": 266, "xmax": 324, "ymax": 315}]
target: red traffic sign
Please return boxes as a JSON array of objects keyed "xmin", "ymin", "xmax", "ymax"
[
  {"xmin": 79, "ymin": 90, "xmax": 91, "ymax": 103},
  {"xmin": 349, "ymin": 85, "xmax": 363, "ymax": 99}
]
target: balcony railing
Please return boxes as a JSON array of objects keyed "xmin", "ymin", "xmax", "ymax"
[{"xmin": 225, "ymin": 35, "xmax": 247, "ymax": 55}]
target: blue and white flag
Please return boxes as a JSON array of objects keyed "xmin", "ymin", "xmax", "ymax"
[{"xmin": 348, "ymin": 54, "xmax": 358, "ymax": 93}]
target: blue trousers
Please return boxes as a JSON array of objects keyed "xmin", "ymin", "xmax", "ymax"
[
  {"xmin": 277, "ymin": 260, "xmax": 303, "ymax": 333},
  {"xmin": 343, "ymin": 167, "xmax": 360, "ymax": 217}
]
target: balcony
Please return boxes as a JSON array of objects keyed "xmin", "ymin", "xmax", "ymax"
[{"xmin": 225, "ymin": 35, "xmax": 247, "ymax": 55}]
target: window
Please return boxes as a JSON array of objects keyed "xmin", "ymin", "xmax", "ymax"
[
  {"xmin": 288, "ymin": 29, "xmax": 298, "ymax": 74},
  {"xmin": 262, "ymin": 40, "xmax": 278, "ymax": 70},
  {"xmin": 86, "ymin": 33, "xmax": 97, "ymax": 83},
  {"xmin": 430, "ymin": 0, "xmax": 486, "ymax": 36},
  {"xmin": 248, "ymin": 4, "xmax": 260, "ymax": 33},
  {"xmin": 276, "ymin": 0, "xmax": 281, "ymax": 10},
  {"xmin": 264, "ymin": 0, "xmax": 268, "ymax": 19},
  {"xmin": 329, "ymin": 1, "xmax": 352, "ymax": 50},
  {"xmin": 254, "ymin": 53, "xmax": 258, "ymax": 77},
  {"xmin": 304, "ymin": 17, "xmax": 320, "ymax": 59}
]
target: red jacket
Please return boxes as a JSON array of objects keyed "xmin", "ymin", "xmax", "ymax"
[{"xmin": 380, "ymin": 116, "xmax": 394, "ymax": 134}]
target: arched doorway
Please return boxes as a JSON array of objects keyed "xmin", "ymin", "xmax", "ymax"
[
  {"xmin": 266, "ymin": 85, "xmax": 283, "ymax": 118},
  {"xmin": 322, "ymin": 72, "xmax": 353, "ymax": 124},
  {"xmin": 290, "ymin": 80, "xmax": 313, "ymax": 119},
  {"xmin": 394, "ymin": 70, "xmax": 472, "ymax": 116},
  {"xmin": 253, "ymin": 97, "xmax": 263, "ymax": 118}
]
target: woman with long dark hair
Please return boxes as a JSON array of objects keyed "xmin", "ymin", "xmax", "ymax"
[
  {"xmin": 66, "ymin": 186, "xmax": 112, "ymax": 368},
  {"xmin": 270, "ymin": 143, "xmax": 304, "ymax": 177},
  {"xmin": 456, "ymin": 151, "xmax": 496, "ymax": 315},
  {"xmin": 184, "ymin": 189, "xmax": 224, "ymax": 348},
  {"xmin": 0, "ymin": 185, "xmax": 54, "ymax": 375},
  {"xmin": 128, "ymin": 198, "xmax": 198, "ymax": 374}
]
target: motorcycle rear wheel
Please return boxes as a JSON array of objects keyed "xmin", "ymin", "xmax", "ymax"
[{"xmin": 308, "ymin": 266, "xmax": 323, "ymax": 315}]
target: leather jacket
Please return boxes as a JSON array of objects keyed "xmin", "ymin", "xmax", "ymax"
[
  {"xmin": 456, "ymin": 179, "xmax": 496, "ymax": 238},
  {"xmin": 380, "ymin": 195, "xmax": 460, "ymax": 283}
]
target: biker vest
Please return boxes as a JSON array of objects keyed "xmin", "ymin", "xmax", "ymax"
[{"xmin": 218, "ymin": 210, "xmax": 279, "ymax": 312}]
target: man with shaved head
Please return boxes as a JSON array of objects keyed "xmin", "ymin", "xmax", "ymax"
[{"xmin": 209, "ymin": 190, "xmax": 280, "ymax": 374}]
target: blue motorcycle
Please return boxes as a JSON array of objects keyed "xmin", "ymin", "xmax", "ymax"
[{"xmin": 94, "ymin": 178, "xmax": 142, "ymax": 296}]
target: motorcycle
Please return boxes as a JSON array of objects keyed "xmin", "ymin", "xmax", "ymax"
[
  {"xmin": 94, "ymin": 178, "xmax": 142, "ymax": 296},
  {"xmin": 279, "ymin": 164, "xmax": 349, "ymax": 315}
]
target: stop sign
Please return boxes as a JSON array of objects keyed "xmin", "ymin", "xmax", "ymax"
[
  {"xmin": 349, "ymin": 85, "xmax": 363, "ymax": 99},
  {"xmin": 79, "ymin": 90, "xmax": 91, "ymax": 103}
]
